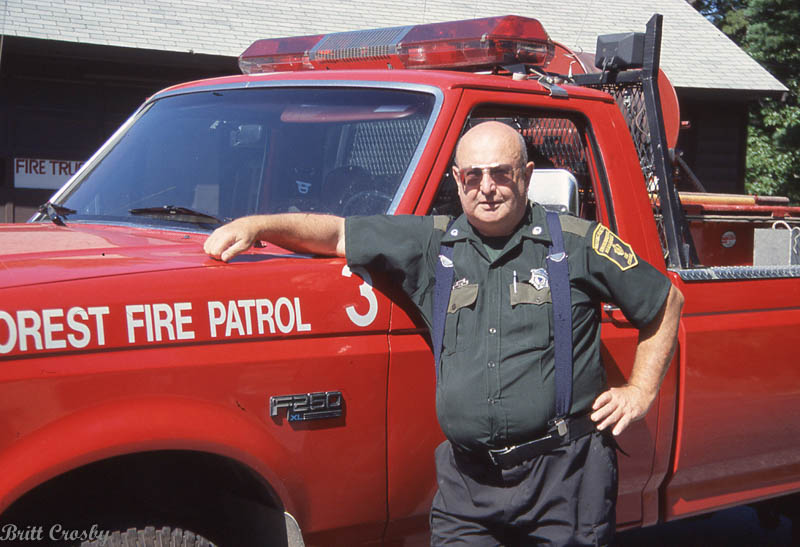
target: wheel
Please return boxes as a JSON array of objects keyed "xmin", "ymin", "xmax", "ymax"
[{"xmin": 80, "ymin": 526, "xmax": 216, "ymax": 547}]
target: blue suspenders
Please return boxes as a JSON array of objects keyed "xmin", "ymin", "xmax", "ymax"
[
  {"xmin": 432, "ymin": 227, "xmax": 456, "ymax": 380},
  {"xmin": 432, "ymin": 211, "xmax": 573, "ymax": 424},
  {"xmin": 544, "ymin": 210, "xmax": 573, "ymax": 430}
]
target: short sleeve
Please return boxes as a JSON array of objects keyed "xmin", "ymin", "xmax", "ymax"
[
  {"xmin": 345, "ymin": 214, "xmax": 439, "ymax": 302},
  {"xmin": 582, "ymin": 223, "xmax": 672, "ymax": 329}
]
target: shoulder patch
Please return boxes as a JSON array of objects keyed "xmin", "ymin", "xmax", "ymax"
[
  {"xmin": 559, "ymin": 215, "xmax": 591, "ymax": 237},
  {"xmin": 433, "ymin": 215, "xmax": 451, "ymax": 232},
  {"xmin": 591, "ymin": 224, "xmax": 639, "ymax": 271}
]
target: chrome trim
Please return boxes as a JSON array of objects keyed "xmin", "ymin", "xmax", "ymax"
[
  {"xmin": 674, "ymin": 265, "xmax": 800, "ymax": 281},
  {"xmin": 33, "ymin": 105, "xmax": 150, "ymax": 221}
]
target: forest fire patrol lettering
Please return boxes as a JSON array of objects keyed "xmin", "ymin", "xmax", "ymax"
[
  {"xmin": 0, "ymin": 306, "xmax": 109, "ymax": 353},
  {"xmin": 207, "ymin": 297, "xmax": 311, "ymax": 337},
  {"xmin": 1, "ymin": 297, "xmax": 311, "ymax": 354}
]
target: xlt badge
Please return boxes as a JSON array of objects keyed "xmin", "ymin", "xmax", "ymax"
[{"xmin": 270, "ymin": 391, "xmax": 343, "ymax": 422}]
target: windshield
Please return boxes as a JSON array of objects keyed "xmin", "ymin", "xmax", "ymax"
[{"xmin": 52, "ymin": 86, "xmax": 437, "ymax": 228}]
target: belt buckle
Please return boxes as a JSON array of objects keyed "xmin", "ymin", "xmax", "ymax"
[
  {"xmin": 488, "ymin": 444, "xmax": 517, "ymax": 466},
  {"xmin": 549, "ymin": 417, "xmax": 569, "ymax": 437}
]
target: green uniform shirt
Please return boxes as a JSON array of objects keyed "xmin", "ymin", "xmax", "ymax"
[{"xmin": 345, "ymin": 203, "xmax": 671, "ymax": 452}]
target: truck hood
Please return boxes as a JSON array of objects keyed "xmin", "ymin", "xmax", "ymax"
[{"xmin": 0, "ymin": 223, "xmax": 288, "ymax": 289}]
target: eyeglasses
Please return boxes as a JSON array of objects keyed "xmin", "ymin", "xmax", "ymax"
[{"xmin": 457, "ymin": 163, "xmax": 519, "ymax": 187}]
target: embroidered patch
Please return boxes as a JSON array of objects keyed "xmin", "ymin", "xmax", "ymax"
[
  {"xmin": 591, "ymin": 224, "xmax": 638, "ymax": 271},
  {"xmin": 529, "ymin": 268, "xmax": 549, "ymax": 290}
]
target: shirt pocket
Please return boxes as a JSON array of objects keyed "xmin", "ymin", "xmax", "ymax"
[
  {"xmin": 509, "ymin": 283, "xmax": 551, "ymax": 349},
  {"xmin": 443, "ymin": 283, "xmax": 479, "ymax": 355}
]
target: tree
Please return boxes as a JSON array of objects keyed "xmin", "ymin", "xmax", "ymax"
[
  {"xmin": 687, "ymin": 0, "xmax": 749, "ymax": 43},
  {"xmin": 740, "ymin": 0, "xmax": 800, "ymax": 202}
]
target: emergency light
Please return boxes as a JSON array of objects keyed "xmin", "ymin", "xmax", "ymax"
[{"xmin": 239, "ymin": 16, "xmax": 555, "ymax": 74}]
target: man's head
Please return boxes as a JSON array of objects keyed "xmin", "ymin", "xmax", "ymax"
[{"xmin": 452, "ymin": 121, "xmax": 534, "ymax": 237}]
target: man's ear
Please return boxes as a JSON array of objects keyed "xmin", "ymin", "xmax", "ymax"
[
  {"xmin": 452, "ymin": 165, "xmax": 464, "ymax": 195},
  {"xmin": 522, "ymin": 161, "xmax": 535, "ymax": 192}
]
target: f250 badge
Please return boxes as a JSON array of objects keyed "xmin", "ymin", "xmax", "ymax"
[{"xmin": 269, "ymin": 391, "xmax": 343, "ymax": 422}]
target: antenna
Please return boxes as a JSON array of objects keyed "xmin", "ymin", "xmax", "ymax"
[{"xmin": 573, "ymin": 0, "xmax": 596, "ymax": 49}]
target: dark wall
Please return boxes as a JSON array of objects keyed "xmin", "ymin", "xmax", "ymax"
[
  {"xmin": 675, "ymin": 91, "xmax": 750, "ymax": 195},
  {"xmin": 0, "ymin": 36, "xmax": 237, "ymax": 222}
]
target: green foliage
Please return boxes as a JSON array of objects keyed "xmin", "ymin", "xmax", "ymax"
[
  {"xmin": 690, "ymin": 0, "xmax": 800, "ymax": 201},
  {"xmin": 689, "ymin": 0, "xmax": 749, "ymax": 43},
  {"xmin": 741, "ymin": 0, "xmax": 800, "ymax": 202}
]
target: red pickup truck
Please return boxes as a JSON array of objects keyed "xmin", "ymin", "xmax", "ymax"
[{"xmin": 1, "ymin": 14, "xmax": 799, "ymax": 547}]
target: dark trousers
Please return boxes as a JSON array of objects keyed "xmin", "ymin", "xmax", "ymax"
[{"xmin": 430, "ymin": 431, "xmax": 617, "ymax": 546}]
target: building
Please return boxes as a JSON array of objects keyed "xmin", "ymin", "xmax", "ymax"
[{"xmin": 0, "ymin": 0, "xmax": 787, "ymax": 222}]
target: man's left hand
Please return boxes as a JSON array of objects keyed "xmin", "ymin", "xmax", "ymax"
[{"xmin": 590, "ymin": 385, "xmax": 653, "ymax": 436}]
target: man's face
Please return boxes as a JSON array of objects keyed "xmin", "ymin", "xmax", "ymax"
[{"xmin": 452, "ymin": 123, "xmax": 534, "ymax": 237}]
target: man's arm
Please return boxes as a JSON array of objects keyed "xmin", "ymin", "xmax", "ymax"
[
  {"xmin": 204, "ymin": 213, "xmax": 346, "ymax": 262},
  {"xmin": 590, "ymin": 284, "xmax": 684, "ymax": 436}
]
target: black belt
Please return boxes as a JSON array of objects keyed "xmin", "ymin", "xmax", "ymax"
[{"xmin": 486, "ymin": 414, "xmax": 597, "ymax": 469}]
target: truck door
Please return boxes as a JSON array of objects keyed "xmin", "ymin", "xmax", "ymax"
[
  {"xmin": 663, "ymin": 270, "xmax": 800, "ymax": 519},
  {"xmin": 384, "ymin": 89, "xmax": 668, "ymax": 531}
]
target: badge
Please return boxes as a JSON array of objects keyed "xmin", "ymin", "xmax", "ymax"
[
  {"xmin": 453, "ymin": 278, "xmax": 469, "ymax": 289},
  {"xmin": 529, "ymin": 268, "xmax": 549, "ymax": 290},
  {"xmin": 591, "ymin": 224, "xmax": 638, "ymax": 271},
  {"xmin": 296, "ymin": 180, "xmax": 312, "ymax": 194},
  {"xmin": 439, "ymin": 254, "xmax": 454, "ymax": 268}
]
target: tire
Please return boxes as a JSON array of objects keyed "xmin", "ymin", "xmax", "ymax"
[{"xmin": 80, "ymin": 526, "xmax": 216, "ymax": 547}]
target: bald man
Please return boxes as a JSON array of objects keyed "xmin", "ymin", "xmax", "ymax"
[{"xmin": 205, "ymin": 121, "xmax": 683, "ymax": 546}]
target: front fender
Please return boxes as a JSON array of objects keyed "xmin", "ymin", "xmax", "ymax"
[{"xmin": 0, "ymin": 394, "xmax": 292, "ymax": 514}]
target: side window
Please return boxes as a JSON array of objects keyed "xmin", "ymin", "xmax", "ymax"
[{"xmin": 429, "ymin": 107, "xmax": 598, "ymax": 222}]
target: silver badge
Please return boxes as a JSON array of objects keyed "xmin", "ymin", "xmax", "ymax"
[
  {"xmin": 529, "ymin": 268, "xmax": 549, "ymax": 290},
  {"xmin": 450, "ymin": 228, "xmax": 459, "ymax": 236},
  {"xmin": 439, "ymin": 254, "xmax": 454, "ymax": 268},
  {"xmin": 532, "ymin": 226, "xmax": 543, "ymax": 235},
  {"xmin": 270, "ymin": 391, "xmax": 343, "ymax": 422}
]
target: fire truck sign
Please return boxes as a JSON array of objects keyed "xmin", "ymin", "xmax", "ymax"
[{"xmin": 14, "ymin": 157, "xmax": 84, "ymax": 190}]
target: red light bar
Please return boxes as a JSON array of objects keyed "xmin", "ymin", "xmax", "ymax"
[{"xmin": 240, "ymin": 15, "xmax": 554, "ymax": 74}]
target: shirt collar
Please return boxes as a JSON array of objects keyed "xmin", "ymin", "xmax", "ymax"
[{"xmin": 441, "ymin": 202, "xmax": 553, "ymax": 246}]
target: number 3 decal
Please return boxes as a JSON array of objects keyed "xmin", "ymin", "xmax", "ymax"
[{"xmin": 342, "ymin": 265, "xmax": 378, "ymax": 327}]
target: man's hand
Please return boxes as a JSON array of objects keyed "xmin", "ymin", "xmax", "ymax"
[
  {"xmin": 590, "ymin": 284, "xmax": 684, "ymax": 436},
  {"xmin": 591, "ymin": 384, "xmax": 653, "ymax": 436},
  {"xmin": 203, "ymin": 213, "xmax": 347, "ymax": 263},
  {"xmin": 204, "ymin": 217, "xmax": 260, "ymax": 262}
]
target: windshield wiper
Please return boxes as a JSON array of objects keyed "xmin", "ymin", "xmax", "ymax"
[
  {"xmin": 38, "ymin": 202, "xmax": 77, "ymax": 227},
  {"xmin": 129, "ymin": 205, "xmax": 222, "ymax": 225}
]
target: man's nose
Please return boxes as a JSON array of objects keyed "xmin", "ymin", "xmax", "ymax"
[{"xmin": 479, "ymin": 171, "xmax": 497, "ymax": 194}]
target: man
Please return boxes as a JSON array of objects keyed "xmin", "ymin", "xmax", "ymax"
[{"xmin": 205, "ymin": 121, "xmax": 683, "ymax": 546}]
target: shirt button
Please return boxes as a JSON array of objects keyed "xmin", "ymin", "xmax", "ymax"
[
  {"xmin": 489, "ymin": 327, "xmax": 497, "ymax": 334},
  {"xmin": 488, "ymin": 361, "xmax": 496, "ymax": 368},
  {"xmin": 488, "ymin": 398, "xmax": 495, "ymax": 405}
]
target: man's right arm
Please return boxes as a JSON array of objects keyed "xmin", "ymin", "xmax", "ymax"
[{"xmin": 203, "ymin": 213, "xmax": 346, "ymax": 262}]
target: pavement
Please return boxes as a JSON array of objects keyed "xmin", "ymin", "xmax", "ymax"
[{"xmin": 616, "ymin": 505, "xmax": 795, "ymax": 546}]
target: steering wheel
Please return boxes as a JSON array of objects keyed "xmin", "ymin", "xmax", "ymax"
[{"xmin": 340, "ymin": 189, "xmax": 394, "ymax": 216}]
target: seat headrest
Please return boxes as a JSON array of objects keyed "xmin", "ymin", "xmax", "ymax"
[{"xmin": 528, "ymin": 168, "xmax": 579, "ymax": 215}]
